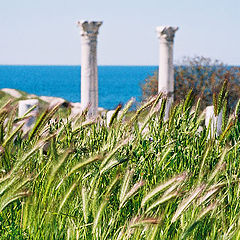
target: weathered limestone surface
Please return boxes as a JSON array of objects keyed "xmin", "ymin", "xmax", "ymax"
[
  {"xmin": 70, "ymin": 102, "xmax": 105, "ymax": 117},
  {"xmin": 18, "ymin": 99, "xmax": 39, "ymax": 130},
  {"xmin": 1, "ymin": 88, "xmax": 22, "ymax": 98},
  {"xmin": 40, "ymin": 96, "xmax": 67, "ymax": 108},
  {"xmin": 156, "ymin": 26, "xmax": 178, "ymax": 119},
  {"xmin": 70, "ymin": 102, "xmax": 82, "ymax": 117},
  {"xmin": 77, "ymin": 20, "xmax": 102, "ymax": 117},
  {"xmin": 205, "ymin": 106, "xmax": 222, "ymax": 137}
]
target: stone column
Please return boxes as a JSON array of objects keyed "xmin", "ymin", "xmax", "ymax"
[
  {"xmin": 156, "ymin": 26, "xmax": 178, "ymax": 118},
  {"xmin": 77, "ymin": 20, "xmax": 102, "ymax": 117}
]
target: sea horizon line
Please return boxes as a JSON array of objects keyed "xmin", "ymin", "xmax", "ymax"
[{"xmin": 0, "ymin": 64, "xmax": 159, "ymax": 67}]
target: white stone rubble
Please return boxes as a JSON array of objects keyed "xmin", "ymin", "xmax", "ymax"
[
  {"xmin": 18, "ymin": 99, "xmax": 39, "ymax": 131},
  {"xmin": 1, "ymin": 88, "xmax": 22, "ymax": 98}
]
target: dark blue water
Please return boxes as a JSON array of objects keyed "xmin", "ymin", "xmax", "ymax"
[{"xmin": 0, "ymin": 65, "xmax": 157, "ymax": 109}]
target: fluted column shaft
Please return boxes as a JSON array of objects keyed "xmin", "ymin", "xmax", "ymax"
[{"xmin": 77, "ymin": 21, "xmax": 102, "ymax": 116}]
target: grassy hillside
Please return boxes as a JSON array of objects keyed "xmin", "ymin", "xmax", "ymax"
[{"xmin": 0, "ymin": 88, "xmax": 240, "ymax": 239}]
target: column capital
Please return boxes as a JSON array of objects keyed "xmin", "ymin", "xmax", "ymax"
[
  {"xmin": 77, "ymin": 20, "xmax": 102, "ymax": 38},
  {"xmin": 156, "ymin": 26, "xmax": 178, "ymax": 42}
]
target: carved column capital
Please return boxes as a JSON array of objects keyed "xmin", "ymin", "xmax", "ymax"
[
  {"xmin": 77, "ymin": 20, "xmax": 102, "ymax": 39},
  {"xmin": 156, "ymin": 26, "xmax": 178, "ymax": 42}
]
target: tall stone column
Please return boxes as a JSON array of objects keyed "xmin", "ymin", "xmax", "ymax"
[
  {"xmin": 77, "ymin": 20, "xmax": 102, "ymax": 117},
  {"xmin": 156, "ymin": 26, "xmax": 178, "ymax": 118}
]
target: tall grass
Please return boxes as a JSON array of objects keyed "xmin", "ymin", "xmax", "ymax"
[{"xmin": 0, "ymin": 88, "xmax": 240, "ymax": 239}]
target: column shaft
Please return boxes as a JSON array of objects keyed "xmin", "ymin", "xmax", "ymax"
[
  {"xmin": 81, "ymin": 36, "xmax": 98, "ymax": 115},
  {"xmin": 158, "ymin": 40, "xmax": 174, "ymax": 97},
  {"xmin": 156, "ymin": 26, "xmax": 178, "ymax": 118}
]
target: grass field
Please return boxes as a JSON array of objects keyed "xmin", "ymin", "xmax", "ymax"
[{"xmin": 0, "ymin": 85, "xmax": 240, "ymax": 239}]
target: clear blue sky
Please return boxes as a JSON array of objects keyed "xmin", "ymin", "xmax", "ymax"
[{"xmin": 0, "ymin": 0, "xmax": 239, "ymax": 65}]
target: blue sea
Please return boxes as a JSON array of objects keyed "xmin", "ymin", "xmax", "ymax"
[{"xmin": 0, "ymin": 65, "xmax": 158, "ymax": 110}]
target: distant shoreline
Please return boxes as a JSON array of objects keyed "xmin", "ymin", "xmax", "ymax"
[{"xmin": 0, "ymin": 65, "xmax": 157, "ymax": 109}]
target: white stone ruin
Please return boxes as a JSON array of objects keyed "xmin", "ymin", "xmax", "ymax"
[
  {"xmin": 156, "ymin": 26, "xmax": 178, "ymax": 119},
  {"xmin": 18, "ymin": 99, "xmax": 39, "ymax": 131},
  {"xmin": 77, "ymin": 20, "xmax": 102, "ymax": 117},
  {"xmin": 11, "ymin": 23, "xmax": 179, "ymax": 125},
  {"xmin": 205, "ymin": 106, "xmax": 222, "ymax": 137}
]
